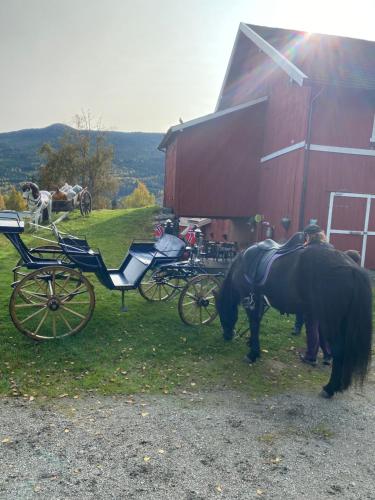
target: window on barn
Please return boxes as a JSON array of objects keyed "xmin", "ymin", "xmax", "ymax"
[{"xmin": 371, "ymin": 114, "xmax": 375, "ymax": 143}]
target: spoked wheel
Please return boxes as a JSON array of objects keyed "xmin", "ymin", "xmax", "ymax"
[
  {"xmin": 13, "ymin": 245, "xmax": 70, "ymax": 283},
  {"xmin": 138, "ymin": 269, "xmax": 184, "ymax": 302},
  {"xmin": 80, "ymin": 190, "xmax": 92, "ymax": 216},
  {"xmin": 178, "ymin": 274, "xmax": 220, "ymax": 326},
  {"xmin": 10, "ymin": 266, "xmax": 95, "ymax": 340}
]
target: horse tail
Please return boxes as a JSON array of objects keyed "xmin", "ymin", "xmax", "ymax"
[{"xmin": 341, "ymin": 267, "xmax": 372, "ymax": 390}]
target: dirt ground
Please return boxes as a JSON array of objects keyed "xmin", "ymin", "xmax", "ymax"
[{"xmin": 1, "ymin": 369, "xmax": 375, "ymax": 500}]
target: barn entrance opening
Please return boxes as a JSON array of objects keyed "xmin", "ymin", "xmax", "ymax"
[{"xmin": 326, "ymin": 192, "xmax": 375, "ymax": 268}]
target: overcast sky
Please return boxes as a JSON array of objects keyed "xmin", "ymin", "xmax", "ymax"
[{"xmin": 1, "ymin": 0, "xmax": 374, "ymax": 133}]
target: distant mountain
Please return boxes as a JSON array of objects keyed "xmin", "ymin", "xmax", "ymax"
[{"xmin": 0, "ymin": 123, "xmax": 165, "ymax": 198}]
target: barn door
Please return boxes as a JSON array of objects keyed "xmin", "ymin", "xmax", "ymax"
[{"xmin": 326, "ymin": 192, "xmax": 375, "ymax": 268}]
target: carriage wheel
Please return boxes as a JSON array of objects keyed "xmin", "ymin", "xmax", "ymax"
[
  {"xmin": 138, "ymin": 269, "xmax": 184, "ymax": 302},
  {"xmin": 10, "ymin": 266, "xmax": 95, "ymax": 340},
  {"xmin": 80, "ymin": 191, "xmax": 92, "ymax": 216},
  {"xmin": 13, "ymin": 245, "xmax": 70, "ymax": 283},
  {"xmin": 178, "ymin": 274, "xmax": 220, "ymax": 326}
]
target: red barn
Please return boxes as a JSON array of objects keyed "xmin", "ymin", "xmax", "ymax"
[{"xmin": 160, "ymin": 24, "xmax": 375, "ymax": 267}]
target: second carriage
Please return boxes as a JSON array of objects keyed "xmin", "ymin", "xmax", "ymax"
[{"xmin": 51, "ymin": 184, "xmax": 92, "ymax": 216}]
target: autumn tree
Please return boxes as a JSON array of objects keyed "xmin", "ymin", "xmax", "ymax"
[
  {"xmin": 4, "ymin": 187, "xmax": 27, "ymax": 211},
  {"xmin": 121, "ymin": 180, "xmax": 156, "ymax": 208},
  {"xmin": 0, "ymin": 194, "xmax": 6, "ymax": 210},
  {"xmin": 39, "ymin": 112, "xmax": 118, "ymax": 209}
]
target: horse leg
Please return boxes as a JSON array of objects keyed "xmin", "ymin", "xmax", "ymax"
[
  {"xmin": 244, "ymin": 296, "xmax": 262, "ymax": 363},
  {"xmin": 47, "ymin": 198, "xmax": 52, "ymax": 222},
  {"xmin": 321, "ymin": 340, "xmax": 343, "ymax": 398}
]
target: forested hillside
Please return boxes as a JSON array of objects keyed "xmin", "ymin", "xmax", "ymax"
[{"xmin": 0, "ymin": 124, "xmax": 165, "ymax": 198}]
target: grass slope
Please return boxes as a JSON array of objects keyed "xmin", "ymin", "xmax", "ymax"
[{"xmin": 0, "ymin": 208, "xmax": 328, "ymax": 399}]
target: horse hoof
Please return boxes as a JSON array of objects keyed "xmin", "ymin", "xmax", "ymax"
[{"xmin": 319, "ymin": 389, "xmax": 333, "ymax": 399}]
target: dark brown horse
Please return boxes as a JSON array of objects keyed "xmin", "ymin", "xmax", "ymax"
[{"xmin": 215, "ymin": 240, "xmax": 372, "ymax": 397}]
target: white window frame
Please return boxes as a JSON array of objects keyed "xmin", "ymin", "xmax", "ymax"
[{"xmin": 370, "ymin": 113, "xmax": 375, "ymax": 143}]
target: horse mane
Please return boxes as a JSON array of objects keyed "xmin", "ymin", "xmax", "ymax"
[{"xmin": 22, "ymin": 182, "xmax": 40, "ymax": 199}]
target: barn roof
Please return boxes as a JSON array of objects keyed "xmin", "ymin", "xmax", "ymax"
[{"xmin": 246, "ymin": 24, "xmax": 375, "ymax": 90}]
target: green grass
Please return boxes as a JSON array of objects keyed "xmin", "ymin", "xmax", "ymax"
[{"xmin": 0, "ymin": 207, "xmax": 329, "ymax": 399}]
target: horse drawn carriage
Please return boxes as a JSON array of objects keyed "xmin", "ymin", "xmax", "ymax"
[
  {"xmin": 51, "ymin": 184, "xmax": 92, "ymax": 216},
  {"xmin": 21, "ymin": 182, "xmax": 92, "ymax": 228},
  {"xmin": 2, "ymin": 211, "xmax": 221, "ymax": 341}
]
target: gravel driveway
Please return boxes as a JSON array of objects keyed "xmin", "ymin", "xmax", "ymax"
[{"xmin": 1, "ymin": 376, "xmax": 375, "ymax": 500}]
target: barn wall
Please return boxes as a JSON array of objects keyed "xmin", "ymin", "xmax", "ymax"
[
  {"xmin": 257, "ymin": 149, "xmax": 305, "ymax": 241},
  {"xmin": 174, "ymin": 103, "xmax": 266, "ymax": 218},
  {"xmin": 163, "ymin": 138, "xmax": 178, "ymax": 209},
  {"xmin": 254, "ymin": 74, "xmax": 311, "ymax": 241},
  {"xmin": 311, "ymin": 89, "xmax": 375, "ymax": 149},
  {"xmin": 303, "ymin": 152, "xmax": 375, "ymax": 228},
  {"xmin": 261, "ymin": 74, "xmax": 311, "ymax": 154}
]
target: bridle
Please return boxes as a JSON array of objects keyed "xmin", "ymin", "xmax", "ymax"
[{"xmin": 23, "ymin": 188, "xmax": 42, "ymax": 209}]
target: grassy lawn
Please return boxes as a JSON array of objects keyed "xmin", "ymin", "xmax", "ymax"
[{"xmin": 0, "ymin": 207, "xmax": 329, "ymax": 399}]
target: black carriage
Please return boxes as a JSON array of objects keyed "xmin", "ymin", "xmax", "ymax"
[{"xmin": 1, "ymin": 211, "xmax": 221, "ymax": 340}]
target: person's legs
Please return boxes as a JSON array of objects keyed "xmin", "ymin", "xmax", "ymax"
[
  {"xmin": 301, "ymin": 315, "xmax": 319, "ymax": 365},
  {"xmin": 292, "ymin": 312, "xmax": 304, "ymax": 335},
  {"xmin": 319, "ymin": 329, "xmax": 332, "ymax": 365}
]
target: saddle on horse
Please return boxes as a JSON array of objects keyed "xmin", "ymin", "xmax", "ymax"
[{"xmin": 243, "ymin": 232, "xmax": 305, "ymax": 287}]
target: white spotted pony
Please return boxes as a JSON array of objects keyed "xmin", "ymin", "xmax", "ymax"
[{"xmin": 21, "ymin": 182, "xmax": 52, "ymax": 226}]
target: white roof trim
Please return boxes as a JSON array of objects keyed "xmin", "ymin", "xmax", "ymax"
[
  {"xmin": 168, "ymin": 95, "xmax": 267, "ymax": 135},
  {"xmin": 370, "ymin": 114, "xmax": 375, "ymax": 143},
  {"xmin": 239, "ymin": 23, "xmax": 308, "ymax": 87},
  {"xmin": 158, "ymin": 95, "xmax": 267, "ymax": 150},
  {"xmin": 310, "ymin": 144, "xmax": 375, "ymax": 157},
  {"xmin": 260, "ymin": 140, "xmax": 306, "ymax": 163},
  {"xmin": 215, "ymin": 26, "xmax": 242, "ymax": 112}
]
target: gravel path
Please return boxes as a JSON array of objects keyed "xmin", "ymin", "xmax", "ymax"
[{"xmin": 1, "ymin": 380, "xmax": 375, "ymax": 500}]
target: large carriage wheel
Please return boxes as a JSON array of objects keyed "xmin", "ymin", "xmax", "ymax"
[
  {"xmin": 10, "ymin": 266, "xmax": 95, "ymax": 340},
  {"xmin": 80, "ymin": 190, "xmax": 92, "ymax": 216},
  {"xmin": 13, "ymin": 245, "xmax": 70, "ymax": 283},
  {"xmin": 178, "ymin": 274, "xmax": 220, "ymax": 326},
  {"xmin": 138, "ymin": 269, "xmax": 184, "ymax": 302}
]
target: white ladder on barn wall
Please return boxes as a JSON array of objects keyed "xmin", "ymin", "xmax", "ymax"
[{"xmin": 326, "ymin": 192, "xmax": 375, "ymax": 267}]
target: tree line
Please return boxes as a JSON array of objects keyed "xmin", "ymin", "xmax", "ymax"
[{"xmin": 1, "ymin": 113, "xmax": 156, "ymax": 211}]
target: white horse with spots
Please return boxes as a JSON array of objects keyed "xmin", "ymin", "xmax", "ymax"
[{"xmin": 21, "ymin": 182, "xmax": 53, "ymax": 226}]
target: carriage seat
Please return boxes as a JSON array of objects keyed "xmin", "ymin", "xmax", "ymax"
[
  {"xmin": 109, "ymin": 251, "xmax": 154, "ymax": 289},
  {"xmin": 244, "ymin": 232, "xmax": 305, "ymax": 287},
  {"xmin": 0, "ymin": 211, "xmax": 24, "ymax": 233},
  {"xmin": 154, "ymin": 233, "xmax": 186, "ymax": 260}
]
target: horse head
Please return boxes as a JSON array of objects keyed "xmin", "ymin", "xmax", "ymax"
[{"xmin": 21, "ymin": 182, "xmax": 40, "ymax": 201}]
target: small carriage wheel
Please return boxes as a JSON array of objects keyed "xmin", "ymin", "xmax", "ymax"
[
  {"xmin": 80, "ymin": 191, "xmax": 92, "ymax": 216},
  {"xmin": 14, "ymin": 245, "xmax": 70, "ymax": 284},
  {"xmin": 138, "ymin": 269, "xmax": 184, "ymax": 302},
  {"xmin": 178, "ymin": 274, "xmax": 220, "ymax": 326},
  {"xmin": 10, "ymin": 265, "xmax": 95, "ymax": 341}
]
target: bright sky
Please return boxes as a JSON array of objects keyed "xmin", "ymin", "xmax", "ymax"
[{"xmin": 1, "ymin": 0, "xmax": 374, "ymax": 133}]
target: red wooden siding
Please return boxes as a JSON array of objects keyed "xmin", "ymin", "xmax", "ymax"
[
  {"xmin": 173, "ymin": 102, "xmax": 266, "ymax": 218},
  {"xmin": 311, "ymin": 89, "xmax": 375, "ymax": 148},
  {"xmin": 257, "ymin": 149, "xmax": 305, "ymax": 240},
  {"xmin": 163, "ymin": 139, "xmax": 177, "ymax": 208},
  {"xmin": 261, "ymin": 75, "xmax": 310, "ymax": 155}
]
